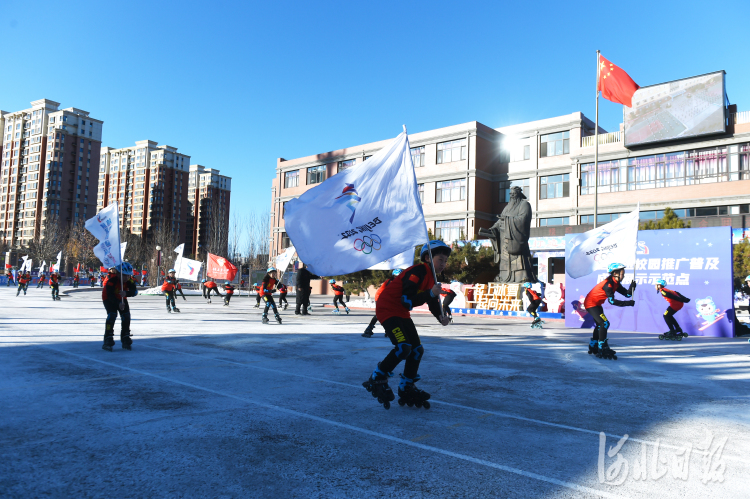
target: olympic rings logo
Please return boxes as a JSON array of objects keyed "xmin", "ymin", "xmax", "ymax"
[{"xmin": 353, "ymin": 234, "xmax": 382, "ymax": 254}]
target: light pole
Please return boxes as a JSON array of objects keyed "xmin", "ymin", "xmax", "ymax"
[{"xmin": 156, "ymin": 246, "xmax": 162, "ymax": 285}]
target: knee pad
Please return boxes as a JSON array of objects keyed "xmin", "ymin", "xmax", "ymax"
[
  {"xmin": 394, "ymin": 342, "xmax": 413, "ymax": 360},
  {"xmin": 409, "ymin": 345, "xmax": 424, "ymax": 361},
  {"xmin": 107, "ymin": 312, "xmax": 117, "ymax": 322}
]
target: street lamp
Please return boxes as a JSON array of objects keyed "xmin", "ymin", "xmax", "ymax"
[{"xmin": 156, "ymin": 245, "xmax": 162, "ymax": 284}]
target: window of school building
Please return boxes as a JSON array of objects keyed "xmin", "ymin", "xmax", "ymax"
[
  {"xmin": 436, "ymin": 139, "xmax": 467, "ymax": 164},
  {"xmin": 499, "ymin": 178, "xmax": 530, "ymax": 202},
  {"xmin": 411, "ymin": 146, "xmax": 425, "ymax": 167},
  {"xmin": 435, "ymin": 219, "xmax": 465, "ymax": 243},
  {"xmin": 435, "ymin": 178, "xmax": 466, "ymax": 203},
  {"xmin": 284, "ymin": 170, "xmax": 299, "ymax": 188},
  {"xmin": 307, "ymin": 165, "xmax": 326, "ymax": 185},
  {"xmin": 539, "ymin": 174, "xmax": 569, "ymax": 199},
  {"xmin": 540, "ymin": 131, "xmax": 569, "ymax": 157}
]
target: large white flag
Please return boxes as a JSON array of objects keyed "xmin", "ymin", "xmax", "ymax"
[
  {"xmin": 565, "ymin": 208, "xmax": 639, "ymax": 279},
  {"xmin": 368, "ymin": 247, "xmax": 415, "ymax": 270},
  {"xmin": 284, "ymin": 129, "xmax": 427, "ymax": 276},
  {"xmin": 19, "ymin": 255, "xmax": 29, "ymax": 272},
  {"xmin": 53, "ymin": 251, "xmax": 62, "ymax": 272},
  {"xmin": 275, "ymin": 246, "xmax": 296, "ymax": 274},
  {"xmin": 84, "ymin": 204, "xmax": 122, "ymax": 269},
  {"xmin": 120, "ymin": 242, "xmax": 127, "ymax": 260},
  {"xmin": 39, "ymin": 261, "xmax": 46, "ymax": 273},
  {"xmin": 175, "ymin": 256, "xmax": 202, "ymax": 281}
]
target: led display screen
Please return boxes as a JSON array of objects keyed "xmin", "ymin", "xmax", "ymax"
[{"xmin": 624, "ymin": 71, "xmax": 725, "ymax": 147}]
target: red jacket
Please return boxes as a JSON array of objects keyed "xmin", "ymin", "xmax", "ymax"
[
  {"xmin": 331, "ymin": 284, "xmax": 345, "ymax": 296},
  {"xmin": 204, "ymin": 281, "xmax": 218, "ymax": 289},
  {"xmin": 19, "ymin": 274, "xmax": 32, "ymax": 285},
  {"xmin": 584, "ymin": 276, "xmax": 633, "ymax": 309},
  {"xmin": 261, "ymin": 275, "xmax": 277, "ymax": 296},
  {"xmin": 525, "ymin": 288, "xmax": 541, "ymax": 302},
  {"xmin": 49, "ymin": 275, "xmax": 59, "ymax": 286},
  {"xmin": 376, "ymin": 263, "xmax": 441, "ymax": 323},
  {"xmin": 660, "ymin": 288, "xmax": 687, "ymax": 311},
  {"xmin": 102, "ymin": 275, "xmax": 137, "ymax": 304},
  {"xmin": 278, "ymin": 283, "xmax": 288, "ymax": 294},
  {"xmin": 224, "ymin": 284, "xmax": 235, "ymax": 295}
]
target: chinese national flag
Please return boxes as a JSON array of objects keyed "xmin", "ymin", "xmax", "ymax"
[
  {"xmin": 207, "ymin": 253, "xmax": 238, "ymax": 281},
  {"xmin": 598, "ymin": 55, "xmax": 639, "ymax": 107}
]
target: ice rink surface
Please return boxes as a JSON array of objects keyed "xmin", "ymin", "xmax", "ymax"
[{"xmin": 1, "ymin": 287, "xmax": 749, "ymax": 498}]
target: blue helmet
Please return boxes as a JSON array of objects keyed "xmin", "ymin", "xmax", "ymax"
[
  {"xmin": 267, "ymin": 267, "xmax": 276, "ymax": 273},
  {"xmin": 168, "ymin": 268, "xmax": 176, "ymax": 273},
  {"xmin": 225, "ymin": 281, "xmax": 231, "ymax": 285},
  {"xmin": 420, "ymin": 240, "xmax": 452, "ymax": 261},
  {"xmin": 329, "ymin": 279, "xmax": 336, "ymax": 284},
  {"xmin": 608, "ymin": 262, "xmax": 626, "ymax": 274},
  {"xmin": 201, "ymin": 279, "xmax": 207, "ymax": 283},
  {"xmin": 656, "ymin": 279, "xmax": 666, "ymax": 287},
  {"xmin": 114, "ymin": 262, "xmax": 134, "ymax": 275},
  {"xmin": 392, "ymin": 269, "xmax": 402, "ymax": 276},
  {"xmin": 522, "ymin": 282, "xmax": 532, "ymax": 288}
]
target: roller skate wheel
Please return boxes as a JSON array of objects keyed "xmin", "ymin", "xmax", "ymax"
[
  {"xmin": 398, "ymin": 398, "xmax": 405, "ymax": 406},
  {"xmin": 423, "ymin": 401, "xmax": 431, "ymax": 409},
  {"xmin": 415, "ymin": 401, "xmax": 423, "ymax": 408},
  {"xmin": 383, "ymin": 401, "xmax": 390, "ymax": 410},
  {"xmin": 682, "ymin": 333, "xmax": 688, "ymax": 338},
  {"xmin": 406, "ymin": 400, "xmax": 414, "ymax": 407},
  {"xmin": 677, "ymin": 336, "xmax": 682, "ymax": 341},
  {"xmin": 612, "ymin": 354, "xmax": 617, "ymax": 360},
  {"xmin": 659, "ymin": 335, "xmax": 664, "ymax": 340},
  {"xmin": 363, "ymin": 382, "xmax": 372, "ymax": 392}
]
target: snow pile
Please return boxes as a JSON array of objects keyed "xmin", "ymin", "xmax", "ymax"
[
  {"xmin": 139, "ymin": 287, "xmax": 204, "ymax": 296},
  {"xmin": 346, "ymin": 298, "xmax": 376, "ymax": 309}
]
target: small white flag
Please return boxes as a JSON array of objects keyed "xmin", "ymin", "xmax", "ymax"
[
  {"xmin": 84, "ymin": 204, "xmax": 122, "ymax": 268},
  {"xmin": 275, "ymin": 246, "xmax": 296, "ymax": 274},
  {"xmin": 565, "ymin": 208, "xmax": 639, "ymax": 279}
]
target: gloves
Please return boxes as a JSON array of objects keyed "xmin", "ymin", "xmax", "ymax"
[
  {"xmin": 625, "ymin": 300, "xmax": 635, "ymax": 307},
  {"xmin": 629, "ymin": 281, "xmax": 637, "ymax": 293},
  {"xmin": 118, "ymin": 302, "xmax": 125, "ymax": 311}
]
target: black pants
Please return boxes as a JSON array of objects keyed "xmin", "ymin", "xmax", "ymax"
[
  {"xmin": 165, "ymin": 291, "xmax": 176, "ymax": 309},
  {"xmin": 224, "ymin": 294, "xmax": 232, "ymax": 305},
  {"xmin": 442, "ymin": 293, "xmax": 455, "ymax": 317},
  {"xmin": 663, "ymin": 307, "xmax": 682, "ymax": 332},
  {"xmin": 333, "ymin": 295, "xmax": 346, "ymax": 309},
  {"xmin": 379, "ymin": 317, "xmax": 424, "ymax": 380},
  {"xmin": 367, "ymin": 315, "xmax": 378, "ymax": 329},
  {"xmin": 279, "ymin": 293, "xmax": 288, "ymax": 306},
  {"xmin": 104, "ymin": 301, "xmax": 131, "ymax": 341},
  {"xmin": 256, "ymin": 293, "xmax": 262, "ymax": 305},
  {"xmin": 527, "ymin": 299, "xmax": 541, "ymax": 318},
  {"xmin": 51, "ymin": 284, "xmax": 59, "ymax": 298},
  {"xmin": 295, "ymin": 290, "xmax": 311, "ymax": 314},
  {"xmin": 16, "ymin": 283, "xmax": 28, "ymax": 296},
  {"xmin": 585, "ymin": 305, "xmax": 609, "ymax": 341},
  {"xmin": 263, "ymin": 295, "xmax": 279, "ymax": 316},
  {"xmin": 37, "ymin": 280, "xmax": 45, "ymax": 288},
  {"xmin": 6, "ymin": 279, "xmax": 12, "ymax": 287},
  {"xmin": 204, "ymin": 287, "xmax": 221, "ymax": 299}
]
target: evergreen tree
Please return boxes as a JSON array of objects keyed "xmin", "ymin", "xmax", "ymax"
[
  {"xmin": 639, "ymin": 208, "xmax": 691, "ymax": 230},
  {"xmin": 733, "ymin": 237, "xmax": 750, "ymax": 290}
]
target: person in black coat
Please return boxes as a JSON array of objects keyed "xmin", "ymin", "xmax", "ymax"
[{"xmin": 295, "ymin": 263, "xmax": 315, "ymax": 315}]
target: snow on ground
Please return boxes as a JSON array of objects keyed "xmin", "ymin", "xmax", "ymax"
[{"xmin": 1, "ymin": 287, "xmax": 749, "ymax": 498}]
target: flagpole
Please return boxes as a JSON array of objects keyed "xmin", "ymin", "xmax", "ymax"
[
  {"xmin": 594, "ymin": 49, "xmax": 600, "ymax": 229},
  {"xmin": 115, "ymin": 205, "xmax": 125, "ymax": 308}
]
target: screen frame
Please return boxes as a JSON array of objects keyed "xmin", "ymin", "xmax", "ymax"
[{"xmin": 623, "ymin": 70, "xmax": 726, "ymax": 148}]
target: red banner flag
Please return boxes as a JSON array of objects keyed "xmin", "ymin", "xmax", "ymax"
[
  {"xmin": 5, "ymin": 264, "xmax": 11, "ymax": 269},
  {"xmin": 598, "ymin": 54, "xmax": 639, "ymax": 107},
  {"xmin": 207, "ymin": 253, "xmax": 238, "ymax": 281},
  {"xmin": 100, "ymin": 266, "xmax": 108, "ymax": 272},
  {"xmin": 132, "ymin": 270, "xmax": 141, "ymax": 276}
]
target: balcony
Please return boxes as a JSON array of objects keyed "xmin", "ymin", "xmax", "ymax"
[
  {"xmin": 732, "ymin": 111, "xmax": 750, "ymax": 125},
  {"xmin": 581, "ymin": 131, "xmax": 622, "ymax": 148}
]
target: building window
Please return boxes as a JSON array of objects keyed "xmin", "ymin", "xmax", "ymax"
[
  {"xmin": 281, "ymin": 232, "xmax": 291, "ymax": 248},
  {"xmin": 499, "ymin": 178, "xmax": 530, "ymax": 202},
  {"xmin": 411, "ymin": 146, "xmax": 425, "ymax": 167},
  {"xmin": 307, "ymin": 165, "xmax": 326, "ymax": 185},
  {"xmin": 337, "ymin": 159, "xmax": 356, "ymax": 172},
  {"xmin": 509, "ymin": 143, "xmax": 531, "ymax": 162},
  {"xmin": 418, "ymin": 183, "xmax": 424, "ymax": 204},
  {"xmin": 435, "ymin": 219, "xmax": 465, "ymax": 243},
  {"xmin": 580, "ymin": 213, "xmax": 625, "ymax": 224},
  {"xmin": 539, "ymin": 174, "xmax": 570, "ymax": 199},
  {"xmin": 539, "ymin": 217, "xmax": 570, "ymax": 226},
  {"xmin": 284, "ymin": 170, "xmax": 299, "ymax": 188},
  {"xmin": 540, "ymin": 131, "xmax": 570, "ymax": 157},
  {"xmin": 282, "ymin": 201, "xmax": 287, "ymax": 219},
  {"xmin": 435, "ymin": 178, "xmax": 466, "ymax": 203},
  {"xmin": 436, "ymin": 139, "xmax": 467, "ymax": 164}
]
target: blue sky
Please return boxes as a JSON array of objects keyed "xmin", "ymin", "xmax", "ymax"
[{"xmin": 2, "ymin": 0, "xmax": 747, "ymax": 218}]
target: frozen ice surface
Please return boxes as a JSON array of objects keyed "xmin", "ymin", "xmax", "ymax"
[{"xmin": 1, "ymin": 287, "xmax": 749, "ymax": 498}]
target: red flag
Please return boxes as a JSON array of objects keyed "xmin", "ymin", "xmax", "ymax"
[
  {"xmin": 132, "ymin": 270, "xmax": 141, "ymax": 276},
  {"xmin": 207, "ymin": 253, "xmax": 238, "ymax": 281},
  {"xmin": 598, "ymin": 54, "xmax": 639, "ymax": 107},
  {"xmin": 5, "ymin": 264, "xmax": 11, "ymax": 269},
  {"xmin": 100, "ymin": 266, "xmax": 108, "ymax": 272}
]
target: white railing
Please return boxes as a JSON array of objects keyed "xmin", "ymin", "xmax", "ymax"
[
  {"xmin": 581, "ymin": 130, "xmax": 622, "ymax": 148},
  {"xmin": 733, "ymin": 111, "xmax": 750, "ymax": 125}
]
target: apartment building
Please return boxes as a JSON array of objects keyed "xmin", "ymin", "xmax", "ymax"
[
  {"xmin": 1, "ymin": 99, "xmax": 103, "ymax": 247},
  {"xmin": 270, "ymin": 104, "xmax": 750, "ymax": 260},
  {"xmin": 97, "ymin": 141, "xmax": 191, "ymax": 242},
  {"xmin": 187, "ymin": 165, "xmax": 231, "ymax": 256}
]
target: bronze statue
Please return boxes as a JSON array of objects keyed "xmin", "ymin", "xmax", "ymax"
[{"xmin": 478, "ymin": 186, "xmax": 536, "ymax": 283}]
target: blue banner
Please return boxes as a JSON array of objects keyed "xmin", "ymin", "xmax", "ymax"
[{"xmin": 565, "ymin": 227, "xmax": 735, "ymax": 337}]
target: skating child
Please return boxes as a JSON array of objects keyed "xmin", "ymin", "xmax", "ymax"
[
  {"xmin": 583, "ymin": 262, "xmax": 636, "ymax": 360},
  {"xmin": 202, "ymin": 279, "xmax": 222, "ymax": 303},
  {"xmin": 523, "ymin": 282, "xmax": 543, "ymax": 328},
  {"xmin": 161, "ymin": 269, "xmax": 181, "ymax": 313},
  {"xmin": 101, "ymin": 263, "xmax": 138, "ymax": 351},
  {"xmin": 16, "ymin": 272, "xmax": 31, "ymax": 296},
  {"xmin": 362, "ymin": 269, "xmax": 403, "ymax": 338},
  {"xmin": 278, "ymin": 282, "xmax": 289, "ymax": 310},
  {"xmin": 260, "ymin": 267, "xmax": 282, "ymax": 324},
  {"xmin": 254, "ymin": 283, "xmax": 262, "ymax": 308},
  {"xmin": 49, "ymin": 272, "xmax": 61, "ymax": 300},
  {"xmin": 5, "ymin": 269, "xmax": 13, "ymax": 287},
  {"xmin": 89, "ymin": 272, "xmax": 96, "ymax": 288},
  {"xmin": 223, "ymin": 281, "xmax": 235, "ymax": 306},
  {"xmin": 36, "ymin": 272, "xmax": 46, "ymax": 288},
  {"xmin": 655, "ymin": 279, "xmax": 690, "ymax": 340},
  {"xmin": 363, "ymin": 241, "xmax": 452, "ymax": 410},
  {"xmin": 329, "ymin": 279, "xmax": 349, "ymax": 314},
  {"xmin": 73, "ymin": 274, "xmax": 80, "ymax": 288}
]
